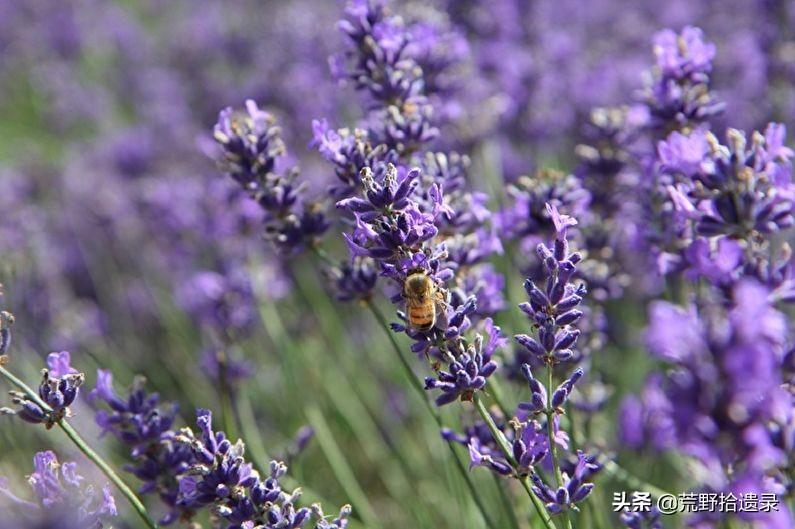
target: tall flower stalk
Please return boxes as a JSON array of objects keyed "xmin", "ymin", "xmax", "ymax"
[{"xmin": 512, "ymin": 205, "xmax": 599, "ymax": 527}]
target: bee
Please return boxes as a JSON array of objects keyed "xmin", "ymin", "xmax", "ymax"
[{"xmin": 403, "ymin": 270, "xmax": 447, "ymax": 332}]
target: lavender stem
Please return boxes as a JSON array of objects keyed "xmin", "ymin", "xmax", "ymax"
[
  {"xmin": 366, "ymin": 301, "xmax": 501, "ymax": 529},
  {"xmin": 0, "ymin": 365, "xmax": 159, "ymax": 529},
  {"xmin": 472, "ymin": 393, "xmax": 559, "ymax": 529},
  {"xmin": 546, "ymin": 363, "xmax": 574, "ymax": 529}
]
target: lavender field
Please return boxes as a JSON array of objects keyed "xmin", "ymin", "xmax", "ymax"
[{"xmin": 1, "ymin": 1, "xmax": 794, "ymax": 528}]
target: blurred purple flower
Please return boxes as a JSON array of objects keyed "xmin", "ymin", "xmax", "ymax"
[{"xmin": 0, "ymin": 451, "xmax": 116, "ymax": 528}]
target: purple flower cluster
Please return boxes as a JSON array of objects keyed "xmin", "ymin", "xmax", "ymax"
[
  {"xmin": 514, "ymin": 206, "xmax": 586, "ymax": 367},
  {"xmin": 89, "ymin": 374, "xmax": 349, "ymax": 528},
  {"xmin": 466, "ymin": 416, "xmax": 549, "ymax": 478},
  {"xmin": 176, "ymin": 409, "xmax": 350, "ymax": 529},
  {"xmin": 529, "ymin": 451, "xmax": 599, "ymax": 516},
  {"xmin": 642, "ymin": 26, "xmax": 724, "ymax": 134},
  {"xmin": 659, "ymin": 124, "xmax": 795, "ymax": 292},
  {"xmin": 423, "ymin": 331, "xmax": 498, "ymax": 406},
  {"xmin": 333, "ymin": 0, "xmax": 442, "ymax": 154},
  {"xmin": 214, "ymin": 100, "xmax": 330, "ymax": 254},
  {"xmin": 623, "ymin": 281, "xmax": 793, "ymax": 527},
  {"xmin": 513, "ymin": 205, "xmax": 600, "ymax": 514},
  {"xmin": 0, "ymin": 451, "xmax": 117, "ymax": 528},
  {"xmin": 318, "ymin": 2, "xmax": 506, "ymax": 409},
  {"xmin": 2, "ymin": 352, "xmax": 84, "ymax": 428},
  {"xmin": 88, "ymin": 370, "xmax": 194, "ymax": 525}
]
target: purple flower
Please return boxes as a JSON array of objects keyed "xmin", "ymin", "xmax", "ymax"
[
  {"xmin": 514, "ymin": 205, "xmax": 586, "ymax": 366},
  {"xmin": 214, "ymin": 100, "xmax": 329, "ymax": 254},
  {"xmin": 529, "ymin": 451, "xmax": 599, "ymax": 514},
  {"xmin": 1, "ymin": 451, "xmax": 116, "ymax": 528},
  {"xmin": 334, "ymin": 0, "xmax": 439, "ymax": 152},
  {"xmin": 2, "ymin": 352, "xmax": 84, "ymax": 428},
  {"xmin": 445, "ymin": 412, "xmax": 548, "ymax": 477},
  {"xmin": 467, "ymin": 438, "xmax": 513, "ymax": 476},
  {"xmin": 214, "ymin": 100, "xmax": 285, "ymax": 191},
  {"xmin": 653, "ymin": 27, "xmax": 715, "ymax": 80},
  {"xmin": 45, "ymin": 351, "xmax": 77, "ymax": 378},
  {"xmin": 663, "ymin": 125, "xmax": 795, "ymax": 238},
  {"xmin": 424, "ymin": 333, "xmax": 498, "ymax": 406},
  {"xmin": 657, "ymin": 128, "xmax": 709, "ymax": 176},
  {"xmin": 311, "ymin": 120, "xmax": 398, "ymax": 198},
  {"xmin": 513, "ymin": 204, "xmax": 601, "ymax": 514},
  {"xmin": 89, "ymin": 370, "xmax": 194, "ymax": 525},
  {"xmin": 509, "ymin": 418, "xmax": 549, "ymax": 474},
  {"xmin": 175, "ymin": 409, "xmax": 349, "ymax": 529},
  {"xmin": 318, "ymin": 4, "xmax": 506, "ymax": 419},
  {"xmin": 642, "ymin": 26, "xmax": 724, "ymax": 132},
  {"xmin": 657, "ymin": 124, "xmax": 795, "ymax": 291},
  {"xmin": 682, "ymin": 236, "xmax": 743, "ymax": 286},
  {"xmin": 176, "ymin": 409, "xmax": 259, "ymax": 510},
  {"xmin": 633, "ymin": 280, "xmax": 791, "ymax": 523},
  {"xmin": 620, "ymin": 506, "xmax": 663, "ymax": 529}
]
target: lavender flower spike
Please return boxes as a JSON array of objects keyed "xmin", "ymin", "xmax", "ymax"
[
  {"xmin": 643, "ymin": 26, "xmax": 724, "ymax": 133},
  {"xmin": 529, "ymin": 451, "xmax": 599, "ymax": 514},
  {"xmin": 515, "ymin": 203, "xmax": 600, "ymax": 516},
  {"xmin": 424, "ymin": 333, "xmax": 498, "ymax": 406},
  {"xmin": 214, "ymin": 100, "xmax": 329, "ymax": 254},
  {"xmin": 1, "ymin": 451, "xmax": 117, "ymax": 528},
  {"xmin": 514, "ymin": 205, "xmax": 585, "ymax": 366},
  {"xmin": 2, "ymin": 352, "xmax": 84, "ymax": 428},
  {"xmin": 89, "ymin": 370, "xmax": 193, "ymax": 525},
  {"xmin": 174, "ymin": 409, "xmax": 351, "ymax": 529}
]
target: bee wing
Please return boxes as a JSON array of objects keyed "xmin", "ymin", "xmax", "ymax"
[{"xmin": 434, "ymin": 292, "xmax": 449, "ymax": 331}]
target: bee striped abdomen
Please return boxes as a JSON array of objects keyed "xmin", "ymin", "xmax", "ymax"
[{"xmin": 408, "ymin": 301, "xmax": 436, "ymax": 330}]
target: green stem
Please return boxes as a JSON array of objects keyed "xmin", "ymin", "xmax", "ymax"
[
  {"xmin": 545, "ymin": 363, "xmax": 574, "ymax": 529},
  {"xmin": 237, "ymin": 390, "xmax": 328, "ymax": 506},
  {"xmin": 283, "ymin": 279, "xmax": 428, "ymax": 514},
  {"xmin": 305, "ymin": 405, "xmax": 381, "ymax": 529},
  {"xmin": 215, "ymin": 348, "xmax": 238, "ymax": 440},
  {"xmin": 486, "ymin": 377, "xmax": 512, "ymax": 420},
  {"xmin": 0, "ymin": 365, "xmax": 159, "ymax": 529},
  {"xmin": 492, "ymin": 474, "xmax": 521, "ymax": 529},
  {"xmin": 310, "ymin": 248, "xmax": 504, "ymax": 527},
  {"xmin": 488, "ymin": 374, "xmax": 564, "ymax": 528},
  {"xmin": 366, "ymin": 301, "xmax": 500, "ymax": 529},
  {"xmin": 472, "ymin": 393, "xmax": 558, "ymax": 529}
]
